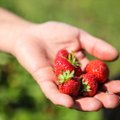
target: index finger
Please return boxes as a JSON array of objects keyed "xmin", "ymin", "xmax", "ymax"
[{"xmin": 79, "ymin": 30, "xmax": 119, "ymax": 61}]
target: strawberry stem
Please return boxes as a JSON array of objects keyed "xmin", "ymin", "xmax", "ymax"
[
  {"xmin": 82, "ymin": 80, "xmax": 91, "ymax": 92},
  {"xmin": 58, "ymin": 70, "xmax": 74, "ymax": 83},
  {"xmin": 67, "ymin": 52, "xmax": 80, "ymax": 68}
]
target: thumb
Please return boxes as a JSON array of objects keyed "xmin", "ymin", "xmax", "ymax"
[{"xmin": 79, "ymin": 30, "xmax": 119, "ymax": 61}]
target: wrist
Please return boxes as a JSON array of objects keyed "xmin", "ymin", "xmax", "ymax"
[
  {"xmin": 0, "ymin": 8, "xmax": 34, "ymax": 54},
  {"xmin": 0, "ymin": 20, "xmax": 33, "ymax": 54}
]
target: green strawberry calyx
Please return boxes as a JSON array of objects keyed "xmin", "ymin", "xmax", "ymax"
[
  {"xmin": 58, "ymin": 70, "xmax": 74, "ymax": 83},
  {"xmin": 67, "ymin": 52, "xmax": 80, "ymax": 68},
  {"xmin": 82, "ymin": 79, "xmax": 91, "ymax": 92}
]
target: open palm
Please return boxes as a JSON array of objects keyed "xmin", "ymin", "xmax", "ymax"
[{"xmin": 13, "ymin": 22, "xmax": 120, "ymax": 111}]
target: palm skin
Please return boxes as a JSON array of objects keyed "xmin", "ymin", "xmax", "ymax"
[{"xmin": 13, "ymin": 22, "xmax": 120, "ymax": 111}]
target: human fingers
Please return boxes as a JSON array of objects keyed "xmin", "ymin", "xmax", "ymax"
[
  {"xmin": 72, "ymin": 97, "xmax": 102, "ymax": 111},
  {"xmin": 33, "ymin": 66, "xmax": 74, "ymax": 108},
  {"xmin": 102, "ymin": 80, "xmax": 120, "ymax": 94},
  {"xmin": 30, "ymin": 66, "xmax": 75, "ymax": 108},
  {"xmin": 94, "ymin": 92, "xmax": 119, "ymax": 109},
  {"xmin": 79, "ymin": 30, "xmax": 119, "ymax": 61}
]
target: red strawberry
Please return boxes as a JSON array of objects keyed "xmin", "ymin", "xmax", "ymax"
[
  {"xmin": 85, "ymin": 60, "xmax": 109, "ymax": 84},
  {"xmin": 75, "ymin": 67, "xmax": 83, "ymax": 77},
  {"xmin": 57, "ymin": 70, "xmax": 81, "ymax": 97},
  {"xmin": 80, "ymin": 73, "xmax": 98, "ymax": 97},
  {"xmin": 54, "ymin": 49, "xmax": 82, "ymax": 76},
  {"xmin": 55, "ymin": 49, "xmax": 69, "ymax": 58},
  {"xmin": 55, "ymin": 56, "xmax": 74, "ymax": 75}
]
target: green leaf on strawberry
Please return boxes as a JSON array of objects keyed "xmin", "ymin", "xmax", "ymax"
[
  {"xmin": 58, "ymin": 70, "xmax": 75, "ymax": 83},
  {"xmin": 67, "ymin": 52, "xmax": 80, "ymax": 68},
  {"xmin": 82, "ymin": 80, "xmax": 91, "ymax": 92}
]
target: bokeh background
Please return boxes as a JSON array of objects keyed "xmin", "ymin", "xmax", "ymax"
[{"xmin": 0, "ymin": 0, "xmax": 120, "ymax": 120}]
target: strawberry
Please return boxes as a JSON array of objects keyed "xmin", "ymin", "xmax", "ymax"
[
  {"xmin": 85, "ymin": 60, "xmax": 109, "ymax": 84},
  {"xmin": 55, "ymin": 49, "xmax": 69, "ymax": 58},
  {"xmin": 54, "ymin": 49, "xmax": 82, "ymax": 77},
  {"xmin": 55, "ymin": 56, "xmax": 74, "ymax": 75},
  {"xmin": 80, "ymin": 73, "xmax": 98, "ymax": 97},
  {"xmin": 57, "ymin": 70, "xmax": 81, "ymax": 97}
]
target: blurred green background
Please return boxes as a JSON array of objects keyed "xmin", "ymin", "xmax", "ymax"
[{"xmin": 0, "ymin": 0, "xmax": 120, "ymax": 120}]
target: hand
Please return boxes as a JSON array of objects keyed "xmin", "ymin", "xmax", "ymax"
[{"xmin": 12, "ymin": 21, "xmax": 120, "ymax": 111}]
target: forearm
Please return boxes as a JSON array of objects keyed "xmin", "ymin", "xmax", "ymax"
[{"xmin": 0, "ymin": 8, "xmax": 31, "ymax": 53}]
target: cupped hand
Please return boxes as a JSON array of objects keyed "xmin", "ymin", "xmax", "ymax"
[{"xmin": 12, "ymin": 22, "xmax": 120, "ymax": 111}]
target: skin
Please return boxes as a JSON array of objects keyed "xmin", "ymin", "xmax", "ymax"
[{"xmin": 0, "ymin": 8, "xmax": 120, "ymax": 111}]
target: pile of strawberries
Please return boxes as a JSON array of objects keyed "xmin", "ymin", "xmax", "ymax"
[{"xmin": 54, "ymin": 49, "xmax": 109, "ymax": 97}]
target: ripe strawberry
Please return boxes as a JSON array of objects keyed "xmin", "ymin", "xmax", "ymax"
[
  {"xmin": 54, "ymin": 49, "xmax": 82, "ymax": 77},
  {"xmin": 57, "ymin": 70, "xmax": 81, "ymax": 97},
  {"xmin": 85, "ymin": 60, "xmax": 109, "ymax": 84},
  {"xmin": 55, "ymin": 49, "xmax": 69, "ymax": 58},
  {"xmin": 80, "ymin": 73, "xmax": 98, "ymax": 97},
  {"xmin": 55, "ymin": 56, "xmax": 74, "ymax": 75}
]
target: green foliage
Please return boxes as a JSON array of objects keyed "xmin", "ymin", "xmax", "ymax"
[{"xmin": 0, "ymin": 0, "xmax": 120, "ymax": 120}]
